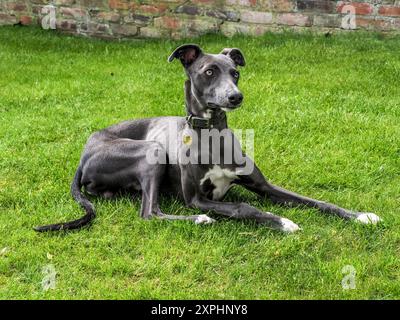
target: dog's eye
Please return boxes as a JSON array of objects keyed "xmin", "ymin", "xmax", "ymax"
[{"xmin": 205, "ymin": 69, "xmax": 213, "ymax": 76}]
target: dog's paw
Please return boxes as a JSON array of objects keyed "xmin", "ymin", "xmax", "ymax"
[
  {"xmin": 356, "ymin": 213, "xmax": 382, "ymax": 225},
  {"xmin": 195, "ymin": 214, "xmax": 215, "ymax": 225},
  {"xmin": 280, "ymin": 218, "xmax": 301, "ymax": 233}
]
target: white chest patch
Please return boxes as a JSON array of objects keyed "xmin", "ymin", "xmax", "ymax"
[{"xmin": 200, "ymin": 165, "xmax": 238, "ymax": 200}]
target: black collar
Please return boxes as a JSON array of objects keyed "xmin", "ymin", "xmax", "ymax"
[
  {"xmin": 186, "ymin": 111, "xmax": 226, "ymax": 129},
  {"xmin": 186, "ymin": 114, "xmax": 214, "ymax": 129}
]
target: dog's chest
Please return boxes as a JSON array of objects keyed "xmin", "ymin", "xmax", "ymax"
[{"xmin": 200, "ymin": 165, "xmax": 238, "ymax": 200}]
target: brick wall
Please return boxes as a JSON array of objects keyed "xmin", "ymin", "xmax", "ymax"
[{"xmin": 1, "ymin": 1, "xmax": 399, "ymax": 38}]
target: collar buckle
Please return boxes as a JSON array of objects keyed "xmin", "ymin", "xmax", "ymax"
[{"xmin": 186, "ymin": 115, "xmax": 212, "ymax": 129}]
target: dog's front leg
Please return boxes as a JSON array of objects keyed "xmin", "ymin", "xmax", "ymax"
[
  {"xmin": 190, "ymin": 197, "xmax": 300, "ymax": 233},
  {"xmin": 238, "ymin": 163, "xmax": 381, "ymax": 224},
  {"xmin": 179, "ymin": 165, "xmax": 300, "ymax": 233}
]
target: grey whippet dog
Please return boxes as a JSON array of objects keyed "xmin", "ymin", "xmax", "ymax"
[{"xmin": 35, "ymin": 44, "xmax": 381, "ymax": 233}]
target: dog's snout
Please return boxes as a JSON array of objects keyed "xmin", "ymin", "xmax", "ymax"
[{"xmin": 228, "ymin": 93, "xmax": 243, "ymax": 106}]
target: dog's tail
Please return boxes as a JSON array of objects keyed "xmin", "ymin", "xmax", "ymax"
[{"xmin": 34, "ymin": 166, "xmax": 96, "ymax": 232}]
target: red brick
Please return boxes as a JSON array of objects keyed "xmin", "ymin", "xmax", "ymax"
[
  {"xmin": 378, "ymin": 5, "xmax": 400, "ymax": 17},
  {"xmin": 259, "ymin": 0, "xmax": 295, "ymax": 12},
  {"xmin": 192, "ymin": 0, "xmax": 215, "ymax": 4},
  {"xmin": 277, "ymin": 13, "xmax": 312, "ymax": 26},
  {"xmin": 6, "ymin": 3, "xmax": 28, "ymax": 11},
  {"xmin": 154, "ymin": 16, "xmax": 180, "ymax": 29},
  {"xmin": 60, "ymin": 7, "xmax": 87, "ymax": 18},
  {"xmin": 97, "ymin": 11, "xmax": 120, "ymax": 22},
  {"xmin": 131, "ymin": 4, "xmax": 168, "ymax": 15},
  {"xmin": 356, "ymin": 17, "xmax": 394, "ymax": 31},
  {"xmin": 0, "ymin": 13, "xmax": 18, "ymax": 25},
  {"xmin": 108, "ymin": 0, "xmax": 129, "ymax": 10},
  {"xmin": 225, "ymin": 0, "xmax": 257, "ymax": 7},
  {"xmin": 241, "ymin": 10, "xmax": 273, "ymax": 24},
  {"xmin": 337, "ymin": 2, "xmax": 374, "ymax": 15},
  {"xmin": 19, "ymin": 15, "xmax": 33, "ymax": 25}
]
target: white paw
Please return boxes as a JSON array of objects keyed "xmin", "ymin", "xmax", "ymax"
[
  {"xmin": 195, "ymin": 214, "xmax": 215, "ymax": 225},
  {"xmin": 280, "ymin": 218, "xmax": 301, "ymax": 233},
  {"xmin": 356, "ymin": 213, "xmax": 382, "ymax": 225}
]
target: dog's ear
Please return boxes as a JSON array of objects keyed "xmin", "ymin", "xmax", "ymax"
[
  {"xmin": 168, "ymin": 44, "xmax": 202, "ymax": 67},
  {"xmin": 220, "ymin": 48, "xmax": 245, "ymax": 67}
]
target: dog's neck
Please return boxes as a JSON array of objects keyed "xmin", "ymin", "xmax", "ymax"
[{"xmin": 184, "ymin": 80, "xmax": 227, "ymax": 130}]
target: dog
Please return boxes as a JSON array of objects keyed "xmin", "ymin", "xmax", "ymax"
[{"xmin": 35, "ymin": 44, "xmax": 381, "ymax": 233}]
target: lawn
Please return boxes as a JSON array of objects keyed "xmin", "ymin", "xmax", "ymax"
[{"xmin": 0, "ymin": 26, "xmax": 399, "ymax": 299}]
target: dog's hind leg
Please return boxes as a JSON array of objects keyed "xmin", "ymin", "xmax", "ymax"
[
  {"xmin": 155, "ymin": 210, "xmax": 215, "ymax": 225},
  {"xmin": 141, "ymin": 181, "xmax": 215, "ymax": 224},
  {"xmin": 138, "ymin": 161, "xmax": 215, "ymax": 224},
  {"xmin": 140, "ymin": 182, "xmax": 215, "ymax": 224},
  {"xmin": 190, "ymin": 197, "xmax": 300, "ymax": 233}
]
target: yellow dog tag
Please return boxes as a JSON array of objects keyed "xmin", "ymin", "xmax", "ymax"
[{"xmin": 183, "ymin": 135, "xmax": 192, "ymax": 145}]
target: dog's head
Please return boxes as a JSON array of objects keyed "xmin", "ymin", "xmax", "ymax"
[{"xmin": 169, "ymin": 44, "xmax": 245, "ymax": 112}]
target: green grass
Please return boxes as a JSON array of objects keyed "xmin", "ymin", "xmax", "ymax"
[{"xmin": 0, "ymin": 26, "xmax": 399, "ymax": 300}]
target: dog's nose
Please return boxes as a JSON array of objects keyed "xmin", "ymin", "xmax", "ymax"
[{"xmin": 228, "ymin": 93, "xmax": 243, "ymax": 106}]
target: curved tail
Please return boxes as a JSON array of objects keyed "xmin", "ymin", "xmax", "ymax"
[{"xmin": 34, "ymin": 166, "xmax": 96, "ymax": 232}]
